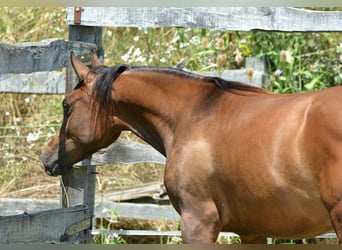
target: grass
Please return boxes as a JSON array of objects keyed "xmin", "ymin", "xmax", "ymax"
[{"xmin": 0, "ymin": 93, "xmax": 63, "ymax": 198}]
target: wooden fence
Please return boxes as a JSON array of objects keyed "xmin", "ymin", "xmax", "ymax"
[
  {"xmin": 0, "ymin": 39, "xmax": 97, "ymax": 243},
  {"xmin": 0, "ymin": 7, "xmax": 341, "ymax": 243}
]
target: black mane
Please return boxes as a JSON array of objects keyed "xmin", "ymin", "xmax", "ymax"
[
  {"xmin": 90, "ymin": 64, "xmax": 130, "ymax": 114},
  {"xmin": 87, "ymin": 65, "xmax": 264, "ymax": 122},
  {"xmin": 90, "ymin": 65, "xmax": 263, "ymax": 99},
  {"xmin": 86, "ymin": 65, "xmax": 130, "ymax": 127},
  {"xmin": 129, "ymin": 66, "xmax": 263, "ymax": 93}
]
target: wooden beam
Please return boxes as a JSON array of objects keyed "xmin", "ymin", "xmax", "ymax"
[
  {"xmin": 102, "ymin": 182, "xmax": 168, "ymax": 203},
  {"xmin": 207, "ymin": 69, "xmax": 264, "ymax": 88},
  {"xmin": 0, "ymin": 71, "xmax": 65, "ymax": 94},
  {"xmin": 66, "ymin": 7, "xmax": 342, "ymax": 32},
  {"xmin": 60, "ymin": 24, "xmax": 104, "ymax": 245},
  {"xmin": 60, "ymin": 166, "xmax": 96, "ymax": 243},
  {"xmin": 0, "ymin": 198, "xmax": 179, "ymax": 222},
  {"xmin": 0, "ymin": 198, "xmax": 59, "ymax": 216},
  {"xmin": 96, "ymin": 201, "xmax": 179, "ymax": 221},
  {"xmin": 74, "ymin": 139, "xmax": 166, "ymax": 166},
  {"xmin": 61, "ymin": 165, "xmax": 96, "ymax": 215},
  {"xmin": 0, "ymin": 39, "xmax": 96, "ymax": 74},
  {"xmin": 0, "ymin": 204, "xmax": 90, "ymax": 243},
  {"xmin": 0, "ymin": 66, "xmax": 264, "ymax": 94},
  {"xmin": 66, "ymin": 26, "xmax": 103, "ymax": 93},
  {"xmin": 1, "ymin": 198, "xmax": 339, "ymax": 240},
  {"xmin": 0, "ymin": 197, "xmax": 336, "ymax": 240}
]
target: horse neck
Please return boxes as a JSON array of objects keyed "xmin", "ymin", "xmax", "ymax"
[{"xmin": 113, "ymin": 71, "xmax": 201, "ymax": 156}]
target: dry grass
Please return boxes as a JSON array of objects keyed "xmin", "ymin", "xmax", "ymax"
[{"xmin": 0, "ymin": 7, "xmax": 66, "ymax": 198}]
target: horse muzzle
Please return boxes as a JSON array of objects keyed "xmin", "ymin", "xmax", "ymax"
[
  {"xmin": 41, "ymin": 152, "xmax": 65, "ymax": 176},
  {"xmin": 44, "ymin": 162, "xmax": 64, "ymax": 176}
]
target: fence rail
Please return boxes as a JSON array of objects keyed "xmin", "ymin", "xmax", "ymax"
[
  {"xmin": 66, "ymin": 7, "xmax": 342, "ymax": 32},
  {"xmin": 0, "ymin": 39, "xmax": 95, "ymax": 94},
  {"xmin": 0, "ymin": 39, "xmax": 95, "ymax": 74},
  {"xmin": 0, "ymin": 203, "xmax": 90, "ymax": 243},
  {"xmin": 0, "ymin": 38, "xmax": 97, "ymax": 243},
  {"xmin": 0, "ymin": 198, "xmax": 337, "ymax": 242}
]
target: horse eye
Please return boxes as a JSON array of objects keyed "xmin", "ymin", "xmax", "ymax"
[{"xmin": 63, "ymin": 102, "xmax": 71, "ymax": 114}]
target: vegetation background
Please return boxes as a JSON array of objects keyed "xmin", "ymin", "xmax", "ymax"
[{"xmin": 0, "ymin": 7, "xmax": 341, "ymax": 243}]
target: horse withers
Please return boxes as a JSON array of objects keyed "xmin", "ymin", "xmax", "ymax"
[{"xmin": 42, "ymin": 51, "xmax": 342, "ymax": 243}]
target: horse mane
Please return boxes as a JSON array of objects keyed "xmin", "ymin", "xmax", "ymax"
[
  {"xmin": 88, "ymin": 64, "xmax": 131, "ymax": 128},
  {"xmin": 129, "ymin": 66, "xmax": 264, "ymax": 93},
  {"xmin": 88, "ymin": 65, "xmax": 264, "ymax": 125}
]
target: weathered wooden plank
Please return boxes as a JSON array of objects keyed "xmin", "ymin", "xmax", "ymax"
[
  {"xmin": 60, "ymin": 162, "xmax": 96, "ymax": 243},
  {"xmin": 103, "ymin": 182, "xmax": 168, "ymax": 203},
  {"xmin": 95, "ymin": 139, "xmax": 163, "ymax": 164},
  {"xmin": 61, "ymin": 165, "xmax": 96, "ymax": 216},
  {"xmin": 0, "ymin": 198, "xmax": 178, "ymax": 221},
  {"xmin": 66, "ymin": 26, "xmax": 103, "ymax": 92},
  {"xmin": 0, "ymin": 39, "xmax": 96, "ymax": 74},
  {"xmin": 95, "ymin": 201, "xmax": 179, "ymax": 221},
  {"xmin": 0, "ymin": 198, "xmax": 59, "ymax": 216},
  {"xmin": 0, "ymin": 204, "xmax": 90, "ymax": 243},
  {"xmin": 66, "ymin": 7, "xmax": 342, "ymax": 32},
  {"xmin": 75, "ymin": 139, "xmax": 166, "ymax": 166},
  {"xmin": 0, "ymin": 67, "xmax": 263, "ymax": 94},
  {"xmin": 92, "ymin": 230, "xmax": 238, "ymax": 238},
  {"xmin": 0, "ymin": 198, "xmax": 338, "ymax": 239},
  {"xmin": 0, "ymin": 71, "xmax": 65, "ymax": 94},
  {"xmin": 61, "ymin": 25, "xmax": 103, "ymax": 244},
  {"xmin": 208, "ymin": 69, "xmax": 264, "ymax": 87}
]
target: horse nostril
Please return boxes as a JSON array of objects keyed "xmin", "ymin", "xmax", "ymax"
[
  {"xmin": 44, "ymin": 162, "xmax": 60, "ymax": 176},
  {"xmin": 45, "ymin": 169, "xmax": 53, "ymax": 176}
]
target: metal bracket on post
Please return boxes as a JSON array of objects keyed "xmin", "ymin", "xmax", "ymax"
[
  {"xmin": 60, "ymin": 218, "xmax": 91, "ymax": 242},
  {"xmin": 74, "ymin": 7, "xmax": 82, "ymax": 25}
]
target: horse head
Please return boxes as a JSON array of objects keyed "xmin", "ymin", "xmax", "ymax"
[{"xmin": 41, "ymin": 51, "xmax": 123, "ymax": 176}]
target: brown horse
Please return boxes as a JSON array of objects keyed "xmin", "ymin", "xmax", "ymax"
[{"xmin": 42, "ymin": 51, "xmax": 342, "ymax": 243}]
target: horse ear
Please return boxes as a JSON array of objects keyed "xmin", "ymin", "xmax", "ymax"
[
  {"xmin": 91, "ymin": 50, "xmax": 102, "ymax": 67},
  {"xmin": 70, "ymin": 51, "xmax": 90, "ymax": 81}
]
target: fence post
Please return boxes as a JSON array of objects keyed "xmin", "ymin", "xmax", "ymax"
[
  {"xmin": 60, "ymin": 163, "xmax": 96, "ymax": 242},
  {"xmin": 61, "ymin": 20, "xmax": 103, "ymax": 243},
  {"xmin": 66, "ymin": 25, "xmax": 103, "ymax": 93}
]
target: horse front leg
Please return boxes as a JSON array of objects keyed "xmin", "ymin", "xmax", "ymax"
[
  {"xmin": 328, "ymin": 200, "xmax": 342, "ymax": 243},
  {"xmin": 164, "ymin": 143, "xmax": 223, "ymax": 243},
  {"xmin": 179, "ymin": 201, "xmax": 221, "ymax": 243},
  {"xmin": 164, "ymin": 164, "xmax": 222, "ymax": 243},
  {"xmin": 320, "ymin": 161, "xmax": 342, "ymax": 243}
]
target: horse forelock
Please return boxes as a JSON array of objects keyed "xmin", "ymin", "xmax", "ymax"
[{"xmin": 89, "ymin": 64, "xmax": 130, "ymax": 128}]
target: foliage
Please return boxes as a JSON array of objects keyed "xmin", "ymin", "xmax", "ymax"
[
  {"xmin": 103, "ymin": 26, "xmax": 341, "ymax": 93},
  {"xmin": 245, "ymin": 31, "xmax": 342, "ymax": 93},
  {"xmin": 103, "ymin": 27, "xmax": 242, "ymax": 73},
  {"xmin": 0, "ymin": 7, "xmax": 67, "ymax": 43}
]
